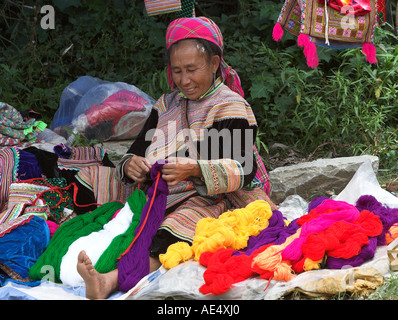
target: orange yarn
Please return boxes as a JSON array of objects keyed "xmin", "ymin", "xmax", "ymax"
[
  {"xmin": 251, "ymin": 230, "xmax": 301, "ymax": 281},
  {"xmin": 386, "ymin": 223, "xmax": 398, "ymax": 244}
]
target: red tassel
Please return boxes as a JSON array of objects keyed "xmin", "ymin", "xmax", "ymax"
[
  {"xmin": 362, "ymin": 43, "xmax": 377, "ymax": 64},
  {"xmin": 272, "ymin": 22, "xmax": 284, "ymax": 42},
  {"xmin": 297, "ymin": 34, "xmax": 319, "ymax": 69}
]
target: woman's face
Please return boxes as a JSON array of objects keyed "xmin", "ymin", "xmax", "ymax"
[{"xmin": 169, "ymin": 40, "xmax": 220, "ymax": 100}]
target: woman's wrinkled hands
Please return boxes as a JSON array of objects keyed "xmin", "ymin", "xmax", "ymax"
[
  {"xmin": 161, "ymin": 157, "xmax": 202, "ymax": 187},
  {"xmin": 123, "ymin": 155, "xmax": 152, "ymax": 183}
]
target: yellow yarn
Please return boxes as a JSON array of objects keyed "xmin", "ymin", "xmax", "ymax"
[
  {"xmin": 303, "ymin": 258, "xmax": 323, "ymax": 271},
  {"xmin": 192, "ymin": 200, "xmax": 272, "ymax": 260},
  {"xmin": 159, "ymin": 242, "xmax": 193, "ymax": 269},
  {"xmin": 160, "ymin": 200, "xmax": 273, "ymax": 269}
]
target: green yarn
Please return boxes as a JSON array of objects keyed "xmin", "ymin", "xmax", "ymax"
[
  {"xmin": 94, "ymin": 189, "xmax": 147, "ymax": 273},
  {"xmin": 29, "ymin": 201, "xmax": 123, "ymax": 283}
]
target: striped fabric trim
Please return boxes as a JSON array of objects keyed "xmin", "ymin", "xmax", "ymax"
[
  {"xmin": 145, "ymin": 0, "xmax": 181, "ymax": 16},
  {"xmin": 159, "ymin": 186, "xmax": 275, "ymax": 242},
  {"xmin": 75, "ymin": 166, "xmax": 133, "ymax": 205},
  {"xmin": 197, "ymin": 159, "xmax": 244, "ymax": 195},
  {"xmin": 0, "ymin": 214, "xmax": 33, "ymax": 238},
  {"xmin": 0, "ymin": 183, "xmax": 49, "ymax": 224},
  {"xmin": 152, "ymin": 96, "xmax": 167, "ymax": 116},
  {"xmin": 0, "ymin": 147, "xmax": 19, "ymax": 213},
  {"xmin": 57, "ymin": 146, "xmax": 104, "ymax": 171}
]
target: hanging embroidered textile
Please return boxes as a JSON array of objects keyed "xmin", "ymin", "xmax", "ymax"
[
  {"xmin": 144, "ymin": 0, "xmax": 195, "ymax": 17},
  {"xmin": 272, "ymin": 0, "xmax": 378, "ymax": 69},
  {"xmin": 144, "ymin": 0, "xmax": 182, "ymax": 16}
]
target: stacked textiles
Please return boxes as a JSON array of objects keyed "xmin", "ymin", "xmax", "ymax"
[{"xmin": 0, "ymin": 144, "xmax": 116, "ymax": 286}]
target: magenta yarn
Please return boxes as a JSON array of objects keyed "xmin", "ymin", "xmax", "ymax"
[
  {"xmin": 281, "ymin": 200, "xmax": 361, "ymax": 262},
  {"xmin": 233, "ymin": 210, "xmax": 299, "ymax": 257},
  {"xmin": 117, "ymin": 161, "xmax": 168, "ymax": 292}
]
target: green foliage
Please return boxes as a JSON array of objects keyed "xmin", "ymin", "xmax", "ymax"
[
  {"xmin": 1, "ymin": 0, "xmax": 397, "ymax": 170},
  {"xmin": 0, "ymin": 0, "xmax": 170, "ymax": 123}
]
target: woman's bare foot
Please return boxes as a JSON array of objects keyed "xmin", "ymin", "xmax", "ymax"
[{"xmin": 76, "ymin": 250, "xmax": 119, "ymax": 299}]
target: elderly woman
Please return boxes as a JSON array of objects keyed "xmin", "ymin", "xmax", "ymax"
[{"xmin": 76, "ymin": 17, "xmax": 272, "ymax": 299}]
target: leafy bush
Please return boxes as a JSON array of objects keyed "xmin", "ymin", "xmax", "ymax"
[{"xmin": 0, "ymin": 0, "xmax": 397, "ymax": 171}]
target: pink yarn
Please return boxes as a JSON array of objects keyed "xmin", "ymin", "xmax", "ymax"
[
  {"xmin": 46, "ymin": 220, "xmax": 59, "ymax": 238},
  {"xmin": 272, "ymin": 22, "xmax": 284, "ymax": 42},
  {"xmin": 362, "ymin": 43, "xmax": 377, "ymax": 64},
  {"xmin": 297, "ymin": 33, "xmax": 310, "ymax": 47},
  {"xmin": 297, "ymin": 33, "xmax": 319, "ymax": 69}
]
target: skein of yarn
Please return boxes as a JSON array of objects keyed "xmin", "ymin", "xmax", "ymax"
[{"xmin": 159, "ymin": 200, "xmax": 273, "ymax": 268}]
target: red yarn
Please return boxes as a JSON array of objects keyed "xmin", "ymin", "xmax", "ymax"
[
  {"xmin": 291, "ymin": 257, "xmax": 306, "ymax": 273},
  {"xmin": 198, "ymin": 245, "xmax": 272, "ymax": 295},
  {"xmin": 297, "ymin": 208, "xmax": 336, "ymax": 226},
  {"xmin": 354, "ymin": 210, "xmax": 383, "ymax": 237},
  {"xmin": 301, "ymin": 231, "xmax": 340, "ymax": 261},
  {"xmin": 301, "ymin": 210, "xmax": 383, "ymax": 261}
]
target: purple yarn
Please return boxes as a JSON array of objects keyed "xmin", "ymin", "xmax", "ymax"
[
  {"xmin": 326, "ymin": 237, "xmax": 378, "ymax": 269},
  {"xmin": 53, "ymin": 143, "xmax": 72, "ymax": 159},
  {"xmin": 308, "ymin": 197, "xmax": 329, "ymax": 212},
  {"xmin": 233, "ymin": 210, "xmax": 300, "ymax": 257},
  {"xmin": 117, "ymin": 161, "xmax": 168, "ymax": 292},
  {"xmin": 18, "ymin": 148, "xmax": 42, "ymax": 179},
  {"xmin": 355, "ymin": 195, "xmax": 398, "ymax": 246}
]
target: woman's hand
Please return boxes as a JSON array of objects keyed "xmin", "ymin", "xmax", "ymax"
[
  {"xmin": 123, "ymin": 156, "xmax": 152, "ymax": 182},
  {"xmin": 161, "ymin": 157, "xmax": 202, "ymax": 187}
]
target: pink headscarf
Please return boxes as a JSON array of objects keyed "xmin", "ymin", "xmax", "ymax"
[{"xmin": 165, "ymin": 17, "xmax": 244, "ymax": 97}]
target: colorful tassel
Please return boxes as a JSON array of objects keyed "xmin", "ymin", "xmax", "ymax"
[
  {"xmin": 362, "ymin": 43, "xmax": 377, "ymax": 64},
  {"xmin": 297, "ymin": 33, "xmax": 319, "ymax": 69},
  {"xmin": 272, "ymin": 22, "xmax": 284, "ymax": 42}
]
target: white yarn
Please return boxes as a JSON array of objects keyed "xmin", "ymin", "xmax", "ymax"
[{"xmin": 59, "ymin": 202, "xmax": 134, "ymax": 287}]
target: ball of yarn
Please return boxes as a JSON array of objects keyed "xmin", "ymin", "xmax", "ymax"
[{"xmin": 159, "ymin": 242, "xmax": 193, "ymax": 269}]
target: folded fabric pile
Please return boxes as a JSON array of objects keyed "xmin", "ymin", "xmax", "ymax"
[
  {"xmin": 0, "ymin": 102, "xmax": 47, "ymax": 148},
  {"xmin": 159, "ymin": 195, "xmax": 398, "ymax": 296}
]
